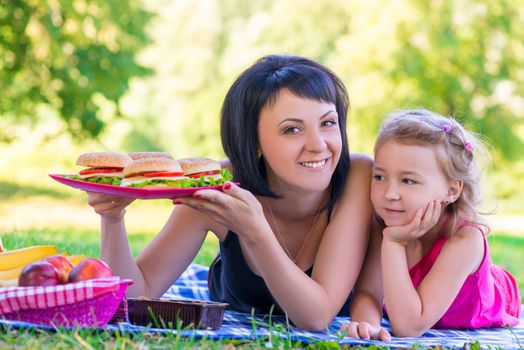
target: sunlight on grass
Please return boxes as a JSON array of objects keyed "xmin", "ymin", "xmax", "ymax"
[{"xmin": 0, "ymin": 194, "xmax": 180, "ymax": 234}]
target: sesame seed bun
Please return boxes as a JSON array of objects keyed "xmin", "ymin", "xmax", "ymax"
[
  {"xmin": 76, "ymin": 152, "xmax": 132, "ymax": 168},
  {"xmin": 178, "ymin": 158, "xmax": 221, "ymax": 176},
  {"xmin": 123, "ymin": 158, "xmax": 183, "ymax": 178},
  {"xmin": 128, "ymin": 152, "xmax": 173, "ymax": 160}
]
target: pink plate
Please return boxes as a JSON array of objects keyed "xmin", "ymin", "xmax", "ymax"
[{"xmin": 49, "ymin": 174, "xmax": 226, "ymax": 199}]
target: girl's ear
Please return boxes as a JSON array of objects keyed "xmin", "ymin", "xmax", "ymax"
[{"xmin": 446, "ymin": 179, "xmax": 463, "ymax": 203}]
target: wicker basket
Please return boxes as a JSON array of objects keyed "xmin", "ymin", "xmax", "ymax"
[{"xmin": 0, "ymin": 279, "xmax": 132, "ymax": 328}]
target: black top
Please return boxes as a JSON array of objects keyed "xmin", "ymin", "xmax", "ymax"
[{"xmin": 208, "ymin": 231, "xmax": 352, "ymax": 316}]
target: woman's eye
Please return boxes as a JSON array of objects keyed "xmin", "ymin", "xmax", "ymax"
[
  {"xmin": 403, "ymin": 178, "xmax": 416, "ymax": 185},
  {"xmin": 283, "ymin": 126, "xmax": 301, "ymax": 135},
  {"xmin": 322, "ymin": 119, "xmax": 337, "ymax": 128}
]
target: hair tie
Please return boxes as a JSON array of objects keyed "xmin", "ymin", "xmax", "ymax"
[
  {"xmin": 464, "ymin": 142, "xmax": 473, "ymax": 153},
  {"xmin": 442, "ymin": 124, "xmax": 452, "ymax": 134}
]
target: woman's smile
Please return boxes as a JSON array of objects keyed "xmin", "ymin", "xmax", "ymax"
[{"xmin": 300, "ymin": 158, "xmax": 329, "ymax": 169}]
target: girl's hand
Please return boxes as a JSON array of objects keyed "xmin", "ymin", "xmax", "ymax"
[
  {"xmin": 173, "ymin": 182, "xmax": 265, "ymax": 240},
  {"xmin": 383, "ymin": 199, "xmax": 442, "ymax": 245},
  {"xmin": 340, "ymin": 321, "xmax": 391, "ymax": 341},
  {"xmin": 86, "ymin": 192, "xmax": 135, "ymax": 222}
]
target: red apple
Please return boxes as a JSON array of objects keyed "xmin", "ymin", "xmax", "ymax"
[
  {"xmin": 18, "ymin": 261, "xmax": 61, "ymax": 287},
  {"xmin": 67, "ymin": 258, "xmax": 113, "ymax": 283},
  {"xmin": 42, "ymin": 255, "xmax": 74, "ymax": 284}
]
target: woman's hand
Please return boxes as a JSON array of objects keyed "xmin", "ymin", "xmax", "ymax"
[
  {"xmin": 173, "ymin": 182, "xmax": 266, "ymax": 241},
  {"xmin": 86, "ymin": 192, "xmax": 135, "ymax": 222},
  {"xmin": 340, "ymin": 321, "xmax": 391, "ymax": 341},
  {"xmin": 383, "ymin": 199, "xmax": 442, "ymax": 245}
]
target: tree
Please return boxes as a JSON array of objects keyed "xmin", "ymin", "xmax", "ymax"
[
  {"xmin": 388, "ymin": 0, "xmax": 524, "ymax": 161},
  {"xmin": 0, "ymin": 0, "xmax": 152, "ymax": 142}
]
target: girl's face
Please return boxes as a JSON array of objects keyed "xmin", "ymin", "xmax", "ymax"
[
  {"xmin": 371, "ymin": 139, "xmax": 453, "ymax": 227},
  {"xmin": 257, "ymin": 89, "xmax": 342, "ymax": 194}
]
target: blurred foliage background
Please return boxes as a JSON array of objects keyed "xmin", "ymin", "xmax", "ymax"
[{"xmin": 1, "ymin": 0, "xmax": 524, "ymax": 221}]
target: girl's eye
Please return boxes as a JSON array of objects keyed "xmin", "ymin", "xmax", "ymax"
[
  {"xmin": 402, "ymin": 178, "xmax": 416, "ymax": 185},
  {"xmin": 372, "ymin": 174, "xmax": 384, "ymax": 181},
  {"xmin": 283, "ymin": 126, "xmax": 301, "ymax": 135}
]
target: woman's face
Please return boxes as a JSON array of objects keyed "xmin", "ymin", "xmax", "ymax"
[{"xmin": 257, "ymin": 89, "xmax": 342, "ymax": 194}]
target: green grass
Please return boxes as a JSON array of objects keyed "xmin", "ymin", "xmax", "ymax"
[
  {"xmin": 0, "ymin": 228, "xmax": 218, "ymax": 267},
  {"xmin": 0, "ymin": 325, "xmax": 393, "ymax": 350},
  {"xmin": 488, "ymin": 232, "xmax": 524, "ymax": 299}
]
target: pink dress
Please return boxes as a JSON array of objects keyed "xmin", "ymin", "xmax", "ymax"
[{"xmin": 408, "ymin": 224, "xmax": 521, "ymax": 329}]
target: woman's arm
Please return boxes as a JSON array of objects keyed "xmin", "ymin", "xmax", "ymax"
[
  {"xmin": 89, "ymin": 192, "xmax": 216, "ymax": 298},
  {"xmin": 135, "ymin": 203, "xmax": 221, "ymax": 297},
  {"xmin": 382, "ymin": 225, "xmax": 484, "ymax": 336},
  {"xmin": 238, "ymin": 154, "xmax": 373, "ymax": 329},
  {"xmin": 215, "ymin": 154, "xmax": 373, "ymax": 329},
  {"xmin": 175, "ymin": 153, "xmax": 373, "ymax": 330}
]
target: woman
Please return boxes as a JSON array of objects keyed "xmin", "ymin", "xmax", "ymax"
[{"xmin": 87, "ymin": 54, "xmax": 373, "ymax": 330}]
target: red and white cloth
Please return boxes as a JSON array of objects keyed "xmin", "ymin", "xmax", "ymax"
[{"xmin": 0, "ymin": 277, "xmax": 132, "ymax": 314}]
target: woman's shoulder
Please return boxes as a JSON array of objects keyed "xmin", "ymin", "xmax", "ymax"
[
  {"xmin": 347, "ymin": 152, "xmax": 373, "ymax": 180},
  {"xmin": 350, "ymin": 152, "xmax": 373, "ymax": 167},
  {"xmin": 331, "ymin": 153, "xmax": 374, "ymax": 214}
]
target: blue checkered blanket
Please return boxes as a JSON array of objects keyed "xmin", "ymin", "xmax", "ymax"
[{"xmin": 2, "ymin": 263, "xmax": 523, "ymax": 348}]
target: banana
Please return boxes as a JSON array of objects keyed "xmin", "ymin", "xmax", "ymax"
[
  {"xmin": 0, "ymin": 245, "xmax": 58, "ymax": 270},
  {"xmin": 0, "ymin": 265, "xmax": 24, "ymax": 280},
  {"xmin": 0, "ymin": 278, "xmax": 18, "ymax": 288},
  {"xmin": 66, "ymin": 255, "xmax": 87, "ymax": 266}
]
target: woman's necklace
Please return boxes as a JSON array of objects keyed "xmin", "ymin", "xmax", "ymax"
[{"xmin": 264, "ymin": 197, "xmax": 322, "ymax": 264}]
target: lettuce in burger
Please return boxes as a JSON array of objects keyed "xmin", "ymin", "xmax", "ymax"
[{"xmin": 72, "ymin": 152, "xmax": 133, "ymax": 186}]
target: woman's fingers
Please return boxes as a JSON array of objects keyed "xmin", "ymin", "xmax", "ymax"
[
  {"xmin": 85, "ymin": 191, "xmax": 133, "ymax": 220},
  {"xmin": 86, "ymin": 192, "xmax": 112, "ymax": 206},
  {"xmin": 87, "ymin": 192, "xmax": 133, "ymax": 208},
  {"xmin": 197, "ymin": 181, "xmax": 244, "ymax": 202},
  {"xmin": 176, "ymin": 182, "xmax": 255, "ymax": 210}
]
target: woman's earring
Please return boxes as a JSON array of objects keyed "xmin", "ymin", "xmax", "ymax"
[{"xmin": 256, "ymin": 149, "xmax": 262, "ymax": 159}]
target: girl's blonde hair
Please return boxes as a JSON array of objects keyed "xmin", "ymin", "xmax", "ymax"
[{"xmin": 375, "ymin": 108, "xmax": 489, "ymax": 235}]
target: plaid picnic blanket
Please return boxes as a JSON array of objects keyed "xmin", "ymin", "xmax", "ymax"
[{"xmin": 1, "ymin": 263, "xmax": 523, "ymax": 348}]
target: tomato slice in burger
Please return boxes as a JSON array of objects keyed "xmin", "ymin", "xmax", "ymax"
[
  {"xmin": 187, "ymin": 170, "xmax": 221, "ymax": 178},
  {"xmin": 79, "ymin": 167, "xmax": 123, "ymax": 175},
  {"xmin": 142, "ymin": 172, "xmax": 184, "ymax": 177}
]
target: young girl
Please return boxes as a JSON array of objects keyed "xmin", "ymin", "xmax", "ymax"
[
  {"xmin": 86, "ymin": 54, "xmax": 373, "ymax": 331},
  {"xmin": 342, "ymin": 108, "xmax": 520, "ymax": 339}
]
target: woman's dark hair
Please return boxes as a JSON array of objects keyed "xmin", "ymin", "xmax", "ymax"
[{"xmin": 221, "ymin": 54, "xmax": 350, "ymax": 212}]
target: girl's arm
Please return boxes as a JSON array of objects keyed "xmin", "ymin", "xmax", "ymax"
[
  {"xmin": 382, "ymin": 225, "xmax": 484, "ymax": 336},
  {"xmin": 89, "ymin": 192, "xmax": 217, "ymax": 298},
  {"xmin": 343, "ymin": 218, "xmax": 390, "ymax": 341},
  {"xmin": 180, "ymin": 153, "xmax": 373, "ymax": 330}
]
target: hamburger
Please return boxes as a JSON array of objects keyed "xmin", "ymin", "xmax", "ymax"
[
  {"xmin": 128, "ymin": 152, "xmax": 173, "ymax": 160},
  {"xmin": 75, "ymin": 152, "xmax": 132, "ymax": 185},
  {"xmin": 178, "ymin": 158, "xmax": 231, "ymax": 187},
  {"xmin": 120, "ymin": 158, "xmax": 187, "ymax": 188}
]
